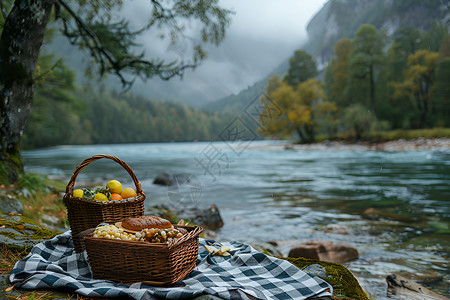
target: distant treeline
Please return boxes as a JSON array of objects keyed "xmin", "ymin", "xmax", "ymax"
[
  {"xmin": 259, "ymin": 21, "xmax": 450, "ymax": 142},
  {"xmin": 22, "ymin": 57, "xmax": 231, "ymax": 149}
]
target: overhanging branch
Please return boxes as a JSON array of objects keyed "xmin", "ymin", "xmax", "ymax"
[{"xmin": 55, "ymin": 0, "xmax": 203, "ymax": 89}]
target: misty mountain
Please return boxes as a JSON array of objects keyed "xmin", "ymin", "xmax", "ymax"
[
  {"xmin": 46, "ymin": 34, "xmax": 212, "ymax": 108},
  {"xmin": 204, "ymin": 0, "xmax": 449, "ymax": 114}
]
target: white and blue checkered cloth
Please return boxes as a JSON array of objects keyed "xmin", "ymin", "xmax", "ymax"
[{"xmin": 9, "ymin": 231, "xmax": 333, "ymax": 299}]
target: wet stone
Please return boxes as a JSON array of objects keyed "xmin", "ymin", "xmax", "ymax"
[
  {"xmin": 302, "ymin": 264, "xmax": 328, "ymax": 277},
  {"xmin": 288, "ymin": 240, "xmax": 359, "ymax": 263},
  {"xmin": 323, "ymin": 224, "xmax": 350, "ymax": 235},
  {"xmin": 22, "ymin": 223, "xmax": 42, "ymax": 229},
  {"xmin": 251, "ymin": 242, "xmax": 283, "ymax": 257},
  {"xmin": 0, "ymin": 227, "xmax": 22, "ymax": 235},
  {"xmin": 0, "ymin": 195, "xmax": 23, "ymax": 214}
]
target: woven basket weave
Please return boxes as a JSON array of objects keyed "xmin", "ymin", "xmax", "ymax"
[
  {"xmin": 84, "ymin": 225, "xmax": 203, "ymax": 285},
  {"xmin": 63, "ymin": 154, "xmax": 145, "ymax": 252}
]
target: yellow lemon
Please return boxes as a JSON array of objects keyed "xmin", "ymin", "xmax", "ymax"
[
  {"xmin": 106, "ymin": 180, "xmax": 123, "ymax": 194},
  {"xmin": 73, "ymin": 189, "xmax": 84, "ymax": 198},
  {"xmin": 121, "ymin": 187, "xmax": 137, "ymax": 199},
  {"xmin": 94, "ymin": 193, "xmax": 109, "ymax": 201}
]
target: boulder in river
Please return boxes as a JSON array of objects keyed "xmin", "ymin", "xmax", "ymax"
[
  {"xmin": 147, "ymin": 204, "xmax": 224, "ymax": 231},
  {"xmin": 288, "ymin": 240, "xmax": 358, "ymax": 263},
  {"xmin": 174, "ymin": 204, "xmax": 224, "ymax": 230},
  {"xmin": 386, "ymin": 273, "xmax": 448, "ymax": 300},
  {"xmin": 153, "ymin": 173, "xmax": 191, "ymax": 186}
]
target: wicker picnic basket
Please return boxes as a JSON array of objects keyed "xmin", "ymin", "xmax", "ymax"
[
  {"xmin": 63, "ymin": 154, "xmax": 145, "ymax": 252},
  {"xmin": 84, "ymin": 225, "xmax": 203, "ymax": 285}
]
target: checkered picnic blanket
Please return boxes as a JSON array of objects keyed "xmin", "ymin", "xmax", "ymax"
[{"xmin": 9, "ymin": 231, "xmax": 332, "ymax": 299}]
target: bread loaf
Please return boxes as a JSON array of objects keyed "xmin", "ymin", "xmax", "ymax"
[{"xmin": 122, "ymin": 216, "xmax": 172, "ymax": 231}]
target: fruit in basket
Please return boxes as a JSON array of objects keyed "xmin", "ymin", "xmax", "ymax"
[
  {"xmin": 106, "ymin": 180, "xmax": 123, "ymax": 194},
  {"xmin": 121, "ymin": 187, "xmax": 137, "ymax": 199},
  {"xmin": 82, "ymin": 188, "xmax": 95, "ymax": 199},
  {"xmin": 93, "ymin": 225, "xmax": 135, "ymax": 240},
  {"xmin": 73, "ymin": 189, "xmax": 84, "ymax": 198},
  {"xmin": 111, "ymin": 193, "xmax": 123, "ymax": 201},
  {"xmin": 94, "ymin": 192, "xmax": 109, "ymax": 201}
]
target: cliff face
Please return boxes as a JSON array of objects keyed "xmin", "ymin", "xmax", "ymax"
[{"xmin": 205, "ymin": 0, "xmax": 449, "ymax": 113}]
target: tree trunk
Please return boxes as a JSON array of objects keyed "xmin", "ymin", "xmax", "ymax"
[
  {"xmin": 304, "ymin": 124, "xmax": 315, "ymax": 143},
  {"xmin": 296, "ymin": 128, "xmax": 306, "ymax": 144},
  {"xmin": 369, "ymin": 65, "xmax": 377, "ymax": 119},
  {"xmin": 0, "ymin": 0, "xmax": 55, "ymax": 183}
]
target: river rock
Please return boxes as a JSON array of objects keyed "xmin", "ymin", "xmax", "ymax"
[
  {"xmin": 402, "ymin": 272, "xmax": 444, "ymax": 285},
  {"xmin": 153, "ymin": 173, "xmax": 191, "ymax": 186},
  {"xmin": 386, "ymin": 273, "xmax": 448, "ymax": 300},
  {"xmin": 251, "ymin": 242, "xmax": 283, "ymax": 257},
  {"xmin": 362, "ymin": 207, "xmax": 418, "ymax": 223},
  {"xmin": 323, "ymin": 224, "xmax": 350, "ymax": 235},
  {"xmin": 0, "ymin": 195, "xmax": 23, "ymax": 214},
  {"xmin": 288, "ymin": 240, "xmax": 358, "ymax": 263},
  {"xmin": 174, "ymin": 204, "xmax": 224, "ymax": 230}
]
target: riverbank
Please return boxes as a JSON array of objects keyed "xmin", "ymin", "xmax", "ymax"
[{"xmin": 248, "ymin": 138, "xmax": 450, "ymax": 152}]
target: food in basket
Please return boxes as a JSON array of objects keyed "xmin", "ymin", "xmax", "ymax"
[
  {"xmin": 121, "ymin": 187, "xmax": 137, "ymax": 199},
  {"xmin": 94, "ymin": 192, "xmax": 109, "ymax": 201},
  {"xmin": 122, "ymin": 215, "xmax": 172, "ymax": 231},
  {"xmin": 137, "ymin": 227, "xmax": 185, "ymax": 243},
  {"xmin": 93, "ymin": 224, "xmax": 136, "ymax": 240},
  {"xmin": 73, "ymin": 189, "xmax": 84, "ymax": 198},
  {"xmin": 110, "ymin": 193, "xmax": 123, "ymax": 200},
  {"xmin": 82, "ymin": 187, "xmax": 111, "ymax": 201},
  {"xmin": 74, "ymin": 179, "xmax": 137, "ymax": 202},
  {"xmin": 93, "ymin": 222, "xmax": 187, "ymax": 244},
  {"xmin": 106, "ymin": 180, "xmax": 123, "ymax": 194}
]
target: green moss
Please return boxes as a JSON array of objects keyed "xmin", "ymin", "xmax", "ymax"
[
  {"xmin": 281, "ymin": 257, "xmax": 369, "ymax": 300},
  {"xmin": 147, "ymin": 205, "xmax": 197, "ymax": 226},
  {"xmin": 0, "ymin": 215, "xmax": 61, "ymax": 252},
  {"xmin": 0, "ymin": 161, "xmax": 20, "ymax": 185}
]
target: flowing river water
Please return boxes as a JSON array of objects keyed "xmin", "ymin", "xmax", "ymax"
[{"xmin": 22, "ymin": 140, "xmax": 450, "ymax": 299}]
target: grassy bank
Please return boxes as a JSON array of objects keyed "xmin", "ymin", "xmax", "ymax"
[
  {"xmin": 315, "ymin": 127, "xmax": 450, "ymax": 144},
  {"xmin": 0, "ymin": 173, "xmax": 68, "ymax": 229}
]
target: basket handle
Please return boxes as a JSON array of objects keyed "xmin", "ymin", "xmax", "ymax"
[{"xmin": 64, "ymin": 154, "xmax": 143, "ymax": 196}]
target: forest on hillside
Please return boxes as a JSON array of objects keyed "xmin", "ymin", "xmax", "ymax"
[
  {"xmin": 258, "ymin": 21, "xmax": 450, "ymax": 143},
  {"xmin": 21, "ymin": 51, "xmax": 231, "ymax": 149}
]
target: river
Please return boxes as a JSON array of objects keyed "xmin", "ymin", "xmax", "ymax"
[{"xmin": 22, "ymin": 140, "xmax": 450, "ymax": 299}]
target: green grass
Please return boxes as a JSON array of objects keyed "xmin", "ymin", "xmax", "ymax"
[
  {"xmin": 368, "ymin": 127, "xmax": 450, "ymax": 142},
  {"xmin": 314, "ymin": 127, "xmax": 450, "ymax": 144}
]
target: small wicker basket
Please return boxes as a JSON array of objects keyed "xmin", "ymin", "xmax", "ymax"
[
  {"xmin": 63, "ymin": 154, "xmax": 145, "ymax": 252},
  {"xmin": 84, "ymin": 225, "xmax": 203, "ymax": 285}
]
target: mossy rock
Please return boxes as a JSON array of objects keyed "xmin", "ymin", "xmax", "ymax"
[
  {"xmin": 0, "ymin": 195, "xmax": 23, "ymax": 215},
  {"xmin": 0, "ymin": 214, "xmax": 61, "ymax": 252},
  {"xmin": 146, "ymin": 205, "xmax": 182, "ymax": 224},
  {"xmin": 281, "ymin": 257, "xmax": 369, "ymax": 300}
]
